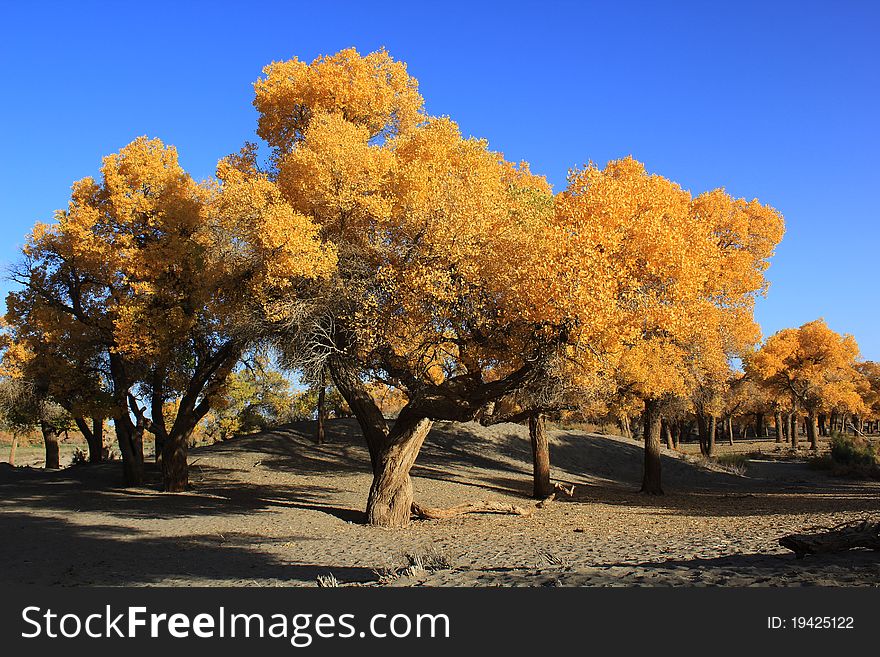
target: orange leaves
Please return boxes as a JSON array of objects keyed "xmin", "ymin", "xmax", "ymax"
[
  {"xmin": 554, "ymin": 157, "xmax": 785, "ymax": 403},
  {"xmin": 254, "ymin": 48, "xmax": 424, "ymax": 156},
  {"xmin": 213, "ymin": 158, "xmax": 336, "ymax": 297},
  {"xmin": 746, "ymin": 319, "xmax": 866, "ymax": 414}
]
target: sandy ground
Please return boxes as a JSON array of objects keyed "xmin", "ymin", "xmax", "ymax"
[{"xmin": 1, "ymin": 419, "xmax": 878, "ymax": 587}]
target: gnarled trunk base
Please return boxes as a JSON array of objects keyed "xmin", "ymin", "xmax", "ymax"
[
  {"xmin": 366, "ymin": 417, "xmax": 433, "ymax": 527},
  {"xmin": 114, "ymin": 418, "xmax": 145, "ymax": 486}
]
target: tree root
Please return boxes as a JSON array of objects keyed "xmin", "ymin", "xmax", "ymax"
[
  {"xmin": 411, "ymin": 500, "xmax": 534, "ymax": 520},
  {"xmin": 779, "ymin": 519, "xmax": 880, "ymax": 558}
]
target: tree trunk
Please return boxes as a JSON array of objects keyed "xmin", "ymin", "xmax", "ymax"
[
  {"xmin": 640, "ymin": 399, "xmax": 663, "ymax": 495},
  {"xmin": 727, "ymin": 416, "xmax": 734, "ymax": 446},
  {"xmin": 790, "ymin": 413, "xmax": 799, "ymax": 449},
  {"xmin": 40, "ymin": 422, "xmax": 61, "ymax": 469},
  {"xmin": 807, "ymin": 411, "xmax": 820, "ymax": 451},
  {"xmin": 775, "ymin": 411, "xmax": 784, "ymax": 443},
  {"xmin": 366, "ymin": 414, "xmax": 433, "ymax": 527},
  {"xmin": 528, "ymin": 414, "xmax": 552, "ymax": 499},
  {"xmin": 818, "ymin": 413, "xmax": 827, "ymax": 437},
  {"xmin": 74, "ymin": 417, "xmax": 104, "ymax": 463},
  {"xmin": 696, "ymin": 414, "xmax": 708, "ymax": 455},
  {"xmin": 316, "ymin": 369, "xmax": 326, "ymax": 445},
  {"xmin": 113, "ymin": 417, "xmax": 145, "ymax": 486},
  {"xmin": 754, "ymin": 413, "xmax": 764, "ymax": 439},
  {"xmin": 707, "ymin": 416, "xmax": 717, "ymax": 457},
  {"xmin": 161, "ymin": 429, "xmax": 190, "ymax": 492},
  {"xmin": 662, "ymin": 419, "xmax": 674, "ymax": 450},
  {"xmin": 671, "ymin": 422, "xmax": 680, "ymax": 449},
  {"xmin": 8, "ymin": 435, "xmax": 18, "ymax": 465}
]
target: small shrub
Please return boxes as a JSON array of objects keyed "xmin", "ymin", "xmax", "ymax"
[
  {"xmin": 403, "ymin": 550, "xmax": 452, "ymax": 572},
  {"xmin": 820, "ymin": 433, "xmax": 880, "ymax": 479},
  {"xmin": 316, "ymin": 573, "xmax": 339, "ymax": 587},
  {"xmin": 716, "ymin": 453, "xmax": 750, "ymax": 472},
  {"xmin": 829, "ymin": 434, "xmax": 877, "ymax": 468}
]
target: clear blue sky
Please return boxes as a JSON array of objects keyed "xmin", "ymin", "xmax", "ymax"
[{"xmin": 1, "ymin": 0, "xmax": 877, "ymax": 358}]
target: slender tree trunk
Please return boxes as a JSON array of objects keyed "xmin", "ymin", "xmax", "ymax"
[
  {"xmin": 40, "ymin": 422, "xmax": 61, "ymax": 469},
  {"xmin": 727, "ymin": 416, "xmax": 734, "ymax": 446},
  {"xmin": 641, "ymin": 399, "xmax": 663, "ymax": 495},
  {"xmin": 316, "ymin": 368, "xmax": 327, "ymax": 445},
  {"xmin": 807, "ymin": 410, "xmax": 820, "ymax": 451},
  {"xmin": 775, "ymin": 411, "xmax": 784, "ymax": 443},
  {"xmin": 754, "ymin": 413, "xmax": 764, "ymax": 440},
  {"xmin": 161, "ymin": 429, "xmax": 190, "ymax": 492},
  {"xmin": 790, "ymin": 413, "xmax": 799, "ymax": 448},
  {"xmin": 707, "ymin": 416, "xmax": 717, "ymax": 457},
  {"xmin": 528, "ymin": 414, "xmax": 553, "ymax": 499},
  {"xmin": 818, "ymin": 413, "xmax": 827, "ymax": 437},
  {"xmin": 91, "ymin": 418, "xmax": 104, "ymax": 462},
  {"xmin": 367, "ymin": 415, "xmax": 433, "ymax": 527},
  {"xmin": 696, "ymin": 414, "xmax": 708, "ymax": 455},
  {"xmin": 662, "ymin": 419, "xmax": 673, "ymax": 450},
  {"xmin": 8, "ymin": 435, "xmax": 19, "ymax": 465},
  {"xmin": 671, "ymin": 422, "xmax": 680, "ymax": 449}
]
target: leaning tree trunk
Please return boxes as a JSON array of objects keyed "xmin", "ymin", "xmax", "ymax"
[
  {"xmin": 807, "ymin": 411, "xmax": 820, "ymax": 450},
  {"xmin": 316, "ymin": 368, "xmax": 327, "ymax": 445},
  {"xmin": 528, "ymin": 414, "xmax": 553, "ymax": 499},
  {"xmin": 40, "ymin": 421, "xmax": 61, "ymax": 469},
  {"xmin": 367, "ymin": 415, "xmax": 433, "ymax": 527},
  {"xmin": 641, "ymin": 399, "xmax": 663, "ymax": 495},
  {"xmin": 74, "ymin": 417, "xmax": 104, "ymax": 463}
]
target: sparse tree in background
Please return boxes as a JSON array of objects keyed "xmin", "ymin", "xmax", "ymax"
[
  {"xmin": 202, "ymin": 354, "xmax": 297, "ymax": 441},
  {"xmin": 0, "ymin": 376, "xmax": 71, "ymax": 469}
]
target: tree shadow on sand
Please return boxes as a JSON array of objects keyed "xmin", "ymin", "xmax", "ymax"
[
  {"xmin": 0, "ymin": 461, "xmax": 364, "ymax": 523},
  {"xmin": 0, "ymin": 512, "xmax": 378, "ymax": 586}
]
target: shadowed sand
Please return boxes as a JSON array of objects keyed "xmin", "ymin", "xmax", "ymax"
[{"xmin": 1, "ymin": 418, "xmax": 878, "ymax": 587}]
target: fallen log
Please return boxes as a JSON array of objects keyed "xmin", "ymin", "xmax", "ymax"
[
  {"xmin": 779, "ymin": 519, "xmax": 880, "ymax": 558},
  {"xmin": 554, "ymin": 482, "xmax": 575, "ymax": 497},
  {"xmin": 411, "ymin": 500, "xmax": 534, "ymax": 520},
  {"xmin": 536, "ymin": 493, "xmax": 556, "ymax": 509}
]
